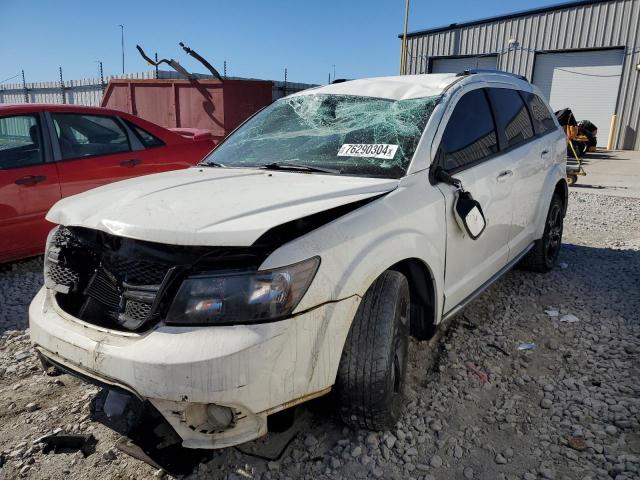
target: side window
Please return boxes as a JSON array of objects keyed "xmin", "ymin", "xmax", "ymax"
[
  {"xmin": 51, "ymin": 113, "xmax": 131, "ymax": 160},
  {"xmin": 439, "ymin": 89, "xmax": 498, "ymax": 171},
  {"xmin": 487, "ymin": 88, "xmax": 534, "ymax": 149},
  {"xmin": 521, "ymin": 92, "xmax": 557, "ymax": 135},
  {"xmin": 123, "ymin": 119, "xmax": 165, "ymax": 148},
  {"xmin": 0, "ymin": 114, "xmax": 44, "ymax": 169}
]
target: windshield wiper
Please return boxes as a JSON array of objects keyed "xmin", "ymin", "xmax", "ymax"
[
  {"xmin": 198, "ymin": 161, "xmax": 226, "ymax": 167},
  {"xmin": 259, "ymin": 162, "xmax": 341, "ymax": 174}
]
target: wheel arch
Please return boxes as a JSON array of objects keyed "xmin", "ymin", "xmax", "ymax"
[
  {"xmin": 554, "ymin": 178, "xmax": 569, "ymax": 217},
  {"xmin": 388, "ymin": 257, "xmax": 438, "ymax": 339}
]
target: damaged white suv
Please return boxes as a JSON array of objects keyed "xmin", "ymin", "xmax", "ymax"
[{"xmin": 30, "ymin": 71, "xmax": 567, "ymax": 449}]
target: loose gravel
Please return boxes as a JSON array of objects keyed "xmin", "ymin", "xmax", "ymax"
[{"xmin": 1, "ymin": 190, "xmax": 639, "ymax": 480}]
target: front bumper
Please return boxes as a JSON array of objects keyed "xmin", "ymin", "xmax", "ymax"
[{"xmin": 29, "ymin": 287, "xmax": 359, "ymax": 448}]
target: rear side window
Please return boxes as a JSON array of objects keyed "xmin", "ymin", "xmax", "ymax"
[
  {"xmin": 0, "ymin": 114, "xmax": 43, "ymax": 169},
  {"xmin": 521, "ymin": 92, "xmax": 557, "ymax": 135},
  {"xmin": 124, "ymin": 120, "xmax": 165, "ymax": 148},
  {"xmin": 52, "ymin": 113, "xmax": 131, "ymax": 160},
  {"xmin": 487, "ymin": 88, "xmax": 534, "ymax": 149},
  {"xmin": 439, "ymin": 89, "xmax": 498, "ymax": 171}
]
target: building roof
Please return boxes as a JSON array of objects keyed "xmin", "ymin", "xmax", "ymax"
[{"xmin": 398, "ymin": 0, "xmax": 614, "ymax": 38}]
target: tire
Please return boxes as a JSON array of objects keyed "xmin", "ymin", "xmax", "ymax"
[
  {"xmin": 567, "ymin": 174, "xmax": 577, "ymax": 186},
  {"xmin": 519, "ymin": 194, "xmax": 564, "ymax": 273},
  {"xmin": 335, "ymin": 270, "xmax": 410, "ymax": 430}
]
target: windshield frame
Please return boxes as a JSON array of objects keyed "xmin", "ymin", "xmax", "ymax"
[{"xmin": 199, "ymin": 93, "xmax": 441, "ymax": 179}]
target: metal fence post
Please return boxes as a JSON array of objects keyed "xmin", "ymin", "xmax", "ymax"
[
  {"xmin": 284, "ymin": 68, "xmax": 287, "ymax": 97},
  {"xmin": 21, "ymin": 70, "xmax": 28, "ymax": 103},
  {"xmin": 59, "ymin": 66, "xmax": 66, "ymax": 104}
]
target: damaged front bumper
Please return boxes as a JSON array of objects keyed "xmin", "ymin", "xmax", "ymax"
[{"xmin": 29, "ymin": 287, "xmax": 359, "ymax": 449}]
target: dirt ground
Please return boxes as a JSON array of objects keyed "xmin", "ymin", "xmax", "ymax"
[{"xmin": 1, "ymin": 189, "xmax": 639, "ymax": 480}]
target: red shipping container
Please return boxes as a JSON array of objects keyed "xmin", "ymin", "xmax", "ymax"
[{"xmin": 101, "ymin": 79, "xmax": 273, "ymax": 144}]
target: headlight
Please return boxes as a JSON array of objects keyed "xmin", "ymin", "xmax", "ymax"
[{"xmin": 165, "ymin": 257, "xmax": 320, "ymax": 325}]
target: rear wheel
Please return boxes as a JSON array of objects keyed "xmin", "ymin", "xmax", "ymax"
[
  {"xmin": 520, "ymin": 194, "xmax": 564, "ymax": 273},
  {"xmin": 335, "ymin": 270, "xmax": 410, "ymax": 430}
]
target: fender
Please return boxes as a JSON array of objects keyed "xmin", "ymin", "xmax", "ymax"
[{"xmin": 533, "ymin": 163, "xmax": 567, "ymax": 240}]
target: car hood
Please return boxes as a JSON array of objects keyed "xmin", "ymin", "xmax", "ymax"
[{"xmin": 47, "ymin": 167, "xmax": 398, "ymax": 246}]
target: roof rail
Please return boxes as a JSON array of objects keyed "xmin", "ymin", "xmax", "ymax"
[{"xmin": 456, "ymin": 69, "xmax": 528, "ymax": 82}]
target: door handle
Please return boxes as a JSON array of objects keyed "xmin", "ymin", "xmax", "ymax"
[
  {"xmin": 496, "ymin": 170, "xmax": 513, "ymax": 182},
  {"xmin": 15, "ymin": 175, "xmax": 46, "ymax": 186},
  {"xmin": 120, "ymin": 159, "xmax": 141, "ymax": 167}
]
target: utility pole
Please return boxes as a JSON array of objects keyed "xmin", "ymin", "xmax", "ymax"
[
  {"xmin": 119, "ymin": 24, "xmax": 125, "ymax": 74},
  {"xmin": 21, "ymin": 70, "xmax": 28, "ymax": 103},
  {"xmin": 59, "ymin": 66, "xmax": 66, "ymax": 104},
  {"xmin": 328, "ymin": 72, "xmax": 331, "ymax": 84},
  {"xmin": 400, "ymin": 0, "xmax": 410, "ymax": 74},
  {"xmin": 332, "ymin": 64, "xmax": 336, "ymax": 82},
  {"xmin": 224, "ymin": 60, "xmax": 227, "ymax": 80}
]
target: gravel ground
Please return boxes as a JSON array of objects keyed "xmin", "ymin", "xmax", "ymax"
[{"xmin": 1, "ymin": 190, "xmax": 639, "ymax": 480}]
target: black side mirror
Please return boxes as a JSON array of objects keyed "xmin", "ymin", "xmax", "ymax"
[{"xmin": 453, "ymin": 190, "xmax": 487, "ymax": 240}]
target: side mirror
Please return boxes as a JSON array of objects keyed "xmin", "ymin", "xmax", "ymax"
[{"xmin": 454, "ymin": 191, "xmax": 487, "ymax": 240}]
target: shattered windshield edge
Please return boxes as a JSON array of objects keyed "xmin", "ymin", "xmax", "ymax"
[{"xmin": 202, "ymin": 93, "xmax": 441, "ymax": 179}]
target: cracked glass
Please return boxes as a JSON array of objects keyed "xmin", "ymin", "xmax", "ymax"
[{"xmin": 203, "ymin": 94, "xmax": 439, "ymax": 178}]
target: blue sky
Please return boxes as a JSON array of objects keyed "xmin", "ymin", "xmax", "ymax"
[{"xmin": 1, "ymin": 0, "xmax": 559, "ymax": 85}]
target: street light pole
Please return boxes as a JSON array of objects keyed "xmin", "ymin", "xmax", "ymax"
[{"xmin": 119, "ymin": 24, "xmax": 125, "ymax": 74}]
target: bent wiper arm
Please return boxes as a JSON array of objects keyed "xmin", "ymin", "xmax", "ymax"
[{"xmin": 259, "ymin": 162, "xmax": 341, "ymax": 174}]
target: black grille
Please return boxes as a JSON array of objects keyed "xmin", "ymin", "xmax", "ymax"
[{"xmin": 45, "ymin": 226, "xmax": 268, "ymax": 332}]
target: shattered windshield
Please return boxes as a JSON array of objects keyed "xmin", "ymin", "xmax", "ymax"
[{"xmin": 202, "ymin": 94, "xmax": 439, "ymax": 178}]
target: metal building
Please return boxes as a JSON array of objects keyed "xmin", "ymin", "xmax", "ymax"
[{"xmin": 400, "ymin": 0, "xmax": 640, "ymax": 150}]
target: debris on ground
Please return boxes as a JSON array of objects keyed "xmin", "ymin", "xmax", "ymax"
[
  {"xmin": 559, "ymin": 313, "xmax": 580, "ymax": 323},
  {"xmin": 38, "ymin": 432, "xmax": 96, "ymax": 457},
  {"xmin": 516, "ymin": 342, "xmax": 536, "ymax": 351}
]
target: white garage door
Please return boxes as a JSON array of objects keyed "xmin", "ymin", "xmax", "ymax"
[
  {"xmin": 533, "ymin": 49, "xmax": 624, "ymax": 147},
  {"xmin": 431, "ymin": 55, "xmax": 497, "ymax": 74}
]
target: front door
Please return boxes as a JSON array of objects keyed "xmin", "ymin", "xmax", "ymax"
[
  {"xmin": 0, "ymin": 113, "xmax": 61, "ymax": 261},
  {"xmin": 434, "ymin": 88, "xmax": 514, "ymax": 313}
]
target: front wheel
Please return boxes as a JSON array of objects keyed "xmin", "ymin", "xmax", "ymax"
[
  {"xmin": 519, "ymin": 194, "xmax": 564, "ymax": 272},
  {"xmin": 335, "ymin": 270, "xmax": 410, "ymax": 430}
]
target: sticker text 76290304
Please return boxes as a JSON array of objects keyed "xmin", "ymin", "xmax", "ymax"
[{"xmin": 337, "ymin": 144, "xmax": 399, "ymax": 160}]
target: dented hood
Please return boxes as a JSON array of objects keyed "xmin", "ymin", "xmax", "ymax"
[{"xmin": 47, "ymin": 167, "xmax": 398, "ymax": 246}]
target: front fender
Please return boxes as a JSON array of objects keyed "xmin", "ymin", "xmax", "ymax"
[{"xmin": 260, "ymin": 171, "xmax": 446, "ymax": 317}]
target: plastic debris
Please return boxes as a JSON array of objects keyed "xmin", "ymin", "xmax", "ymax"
[
  {"xmin": 559, "ymin": 262, "xmax": 569, "ymax": 269},
  {"xmin": 38, "ymin": 432, "xmax": 96, "ymax": 457},
  {"xmin": 465, "ymin": 362, "xmax": 489, "ymax": 385},
  {"xmin": 560, "ymin": 314, "xmax": 580, "ymax": 323},
  {"xmin": 545, "ymin": 309, "xmax": 559, "ymax": 317},
  {"xmin": 517, "ymin": 343, "xmax": 537, "ymax": 351}
]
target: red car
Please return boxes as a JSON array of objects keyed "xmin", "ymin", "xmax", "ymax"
[{"xmin": 0, "ymin": 104, "xmax": 215, "ymax": 263}]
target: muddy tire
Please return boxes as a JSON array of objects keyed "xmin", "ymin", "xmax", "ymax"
[
  {"xmin": 335, "ymin": 270, "xmax": 410, "ymax": 430},
  {"xmin": 520, "ymin": 194, "xmax": 564, "ymax": 273}
]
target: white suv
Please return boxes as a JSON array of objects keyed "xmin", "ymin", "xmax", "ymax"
[{"xmin": 29, "ymin": 72, "xmax": 567, "ymax": 449}]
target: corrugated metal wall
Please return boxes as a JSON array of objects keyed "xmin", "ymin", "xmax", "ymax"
[
  {"xmin": 0, "ymin": 71, "xmax": 316, "ymax": 106},
  {"xmin": 404, "ymin": 0, "xmax": 640, "ymax": 149}
]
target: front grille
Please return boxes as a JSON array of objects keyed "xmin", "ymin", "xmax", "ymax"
[{"xmin": 44, "ymin": 226, "xmax": 267, "ymax": 332}]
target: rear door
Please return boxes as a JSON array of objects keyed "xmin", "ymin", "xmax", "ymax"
[
  {"xmin": 49, "ymin": 112, "xmax": 152, "ymax": 197},
  {"xmin": 485, "ymin": 87, "xmax": 544, "ymax": 257},
  {"xmin": 435, "ymin": 87, "xmax": 514, "ymax": 312},
  {"xmin": 0, "ymin": 113, "xmax": 61, "ymax": 261}
]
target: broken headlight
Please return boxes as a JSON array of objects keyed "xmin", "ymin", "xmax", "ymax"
[{"xmin": 165, "ymin": 257, "xmax": 320, "ymax": 325}]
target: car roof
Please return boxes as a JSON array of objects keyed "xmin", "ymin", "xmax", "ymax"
[
  {"xmin": 0, "ymin": 103, "xmax": 127, "ymax": 116},
  {"xmin": 291, "ymin": 71, "xmax": 532, "ymax": 101}
]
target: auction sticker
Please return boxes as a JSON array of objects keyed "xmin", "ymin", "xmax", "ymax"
[{"xmin": 337, "ymin": 144, "xmax": 399, "ymax": 159}]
